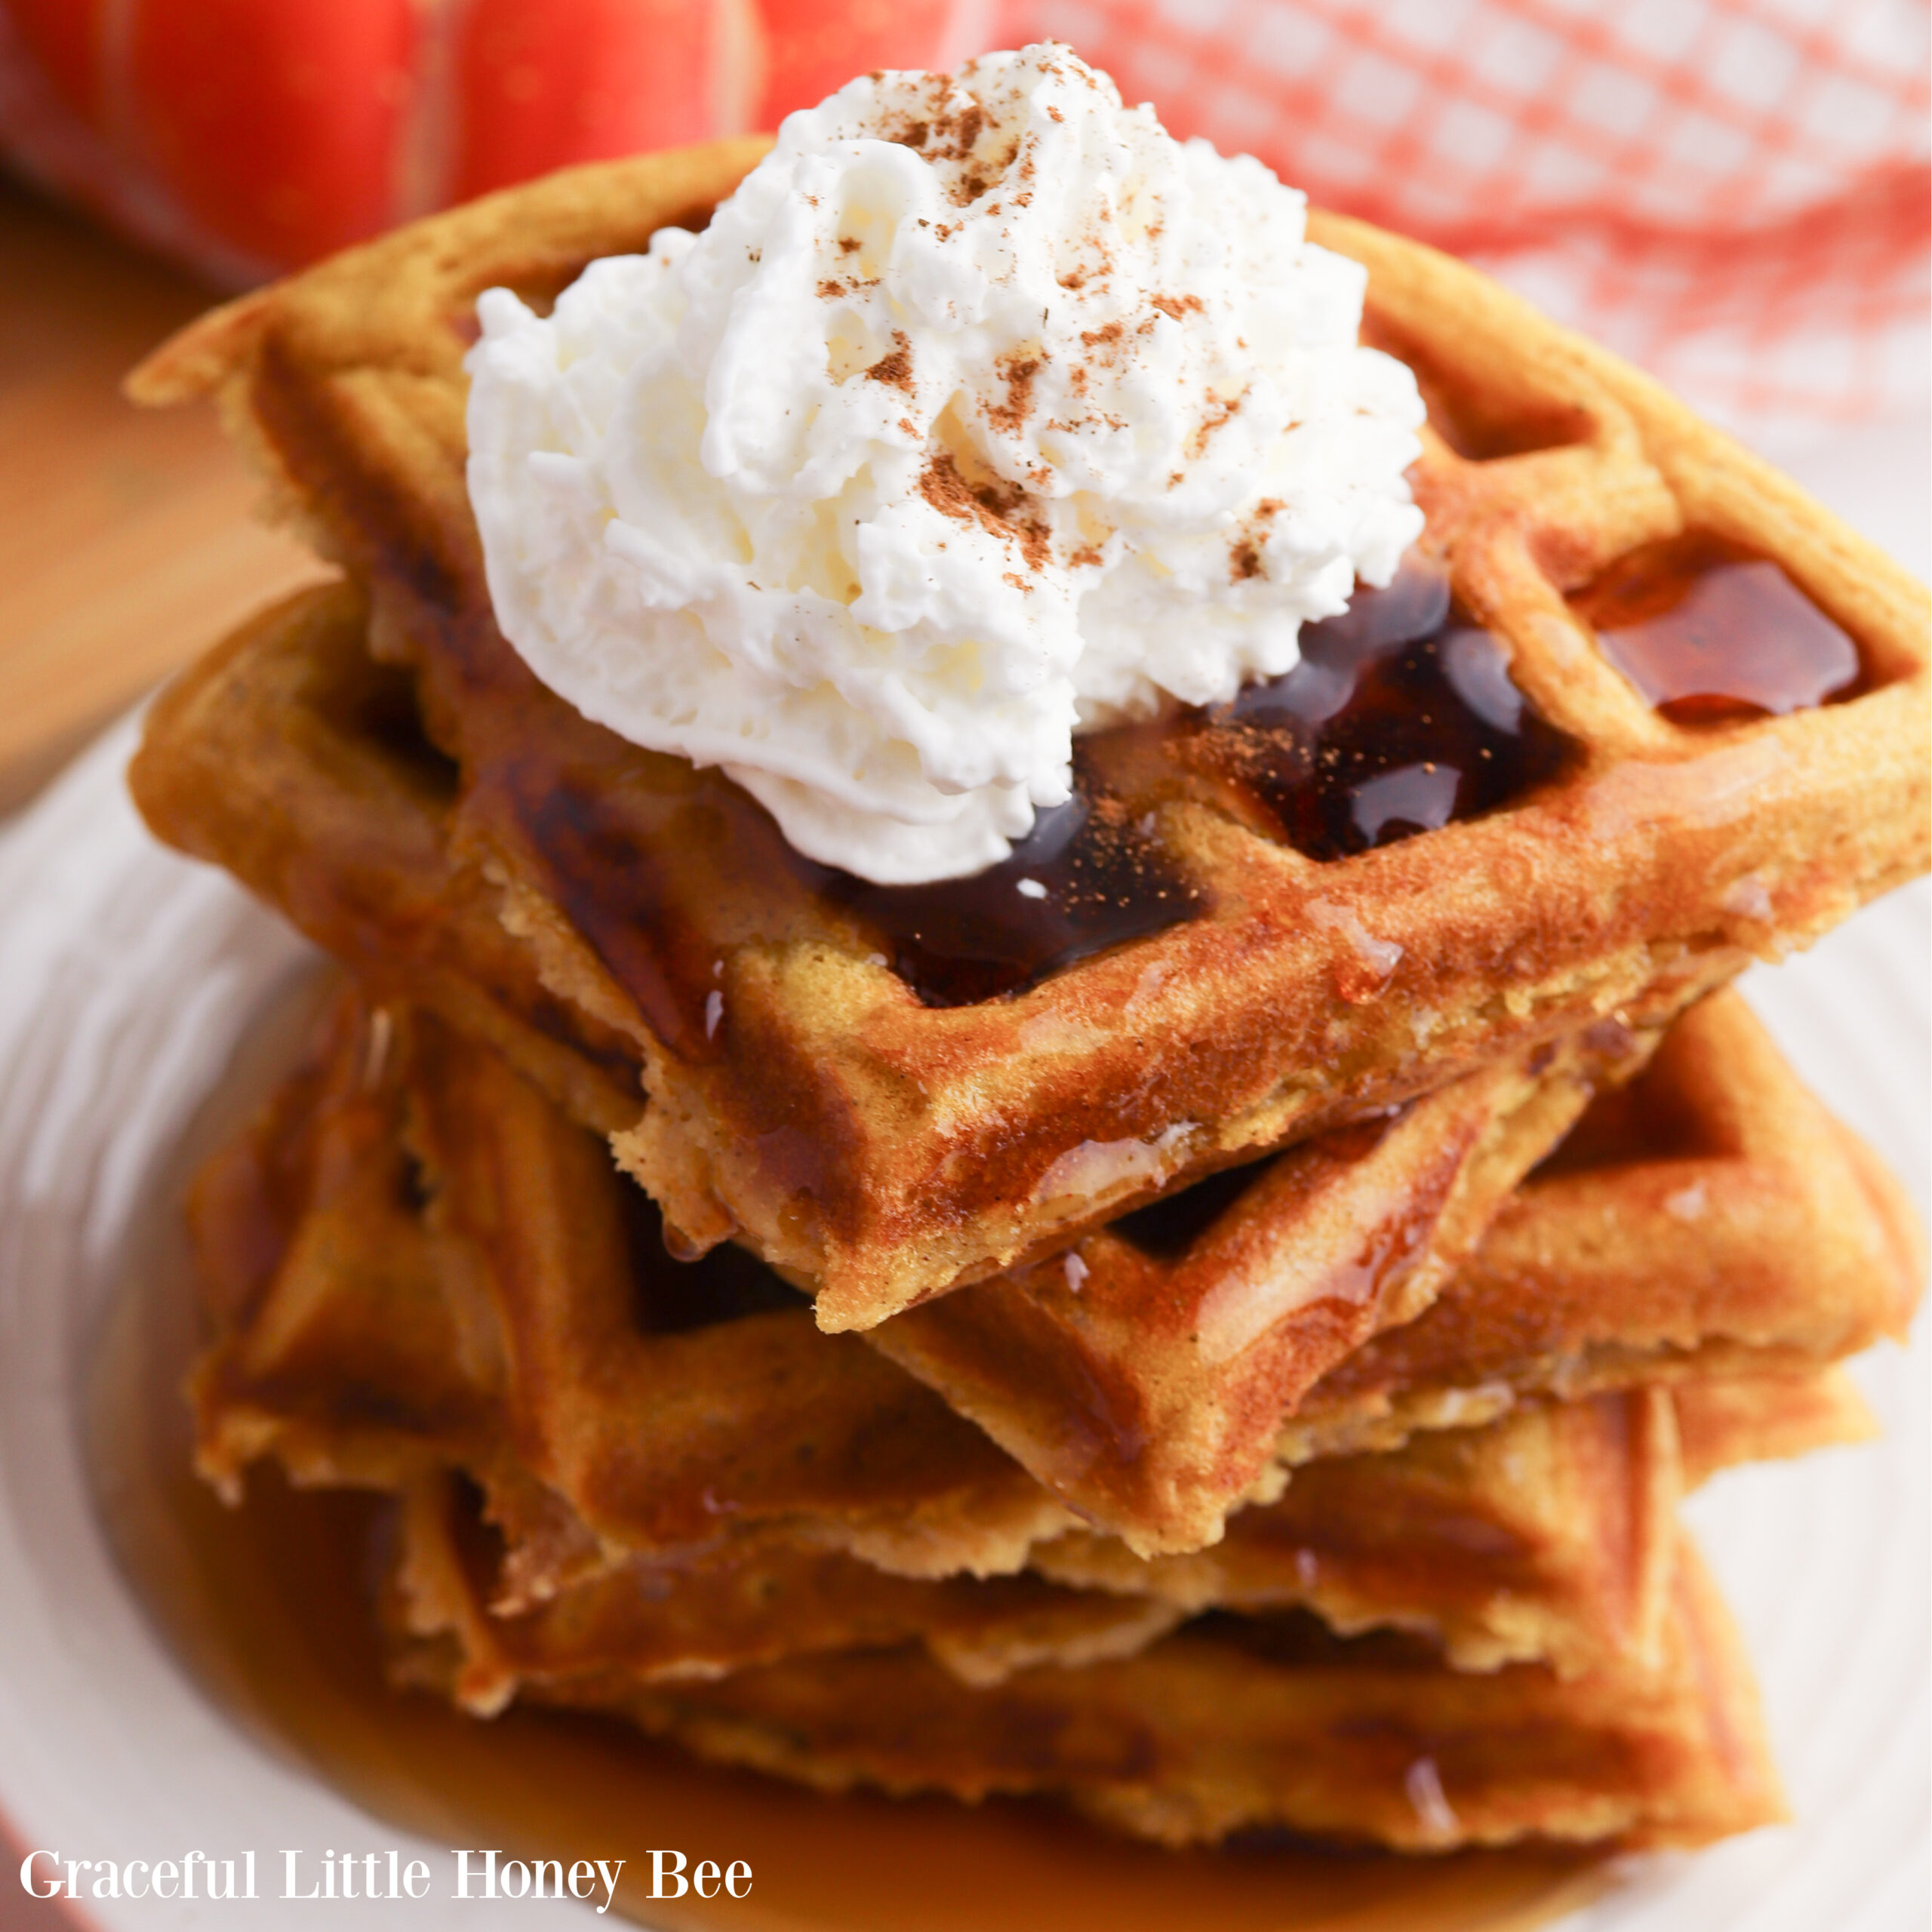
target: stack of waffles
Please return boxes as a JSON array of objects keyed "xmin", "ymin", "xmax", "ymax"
[{"xmin": 128, "ymin": 144, "xmax": 1929, "ymax": 1856}]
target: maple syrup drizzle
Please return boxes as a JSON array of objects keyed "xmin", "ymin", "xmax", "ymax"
[
  {"xmin": 830, "ymin": 790, "xmax": 1198, "ymax": 1008},
  {"xmin": 618, "ymin": 1182, "xmax": 801, "ymax": 1328},
  {"xmin": 1208, "ymin": 563, "xmax": 1572, "ymax": 860},
  {"xmin": 1572, "ymin": 531, "xmax": 1862, "ymax": 724},
  {"xmin": 464, "ymin": 557, "xmax": 1569, "ymax": 1032},
  {"xmin": 484, "ymin": 747, "xmax": 796, "ymax": 1061}
]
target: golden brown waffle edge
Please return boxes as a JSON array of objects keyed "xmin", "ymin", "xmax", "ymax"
[
  {"xmin": 123, "ymin": 146, "xmax": 1930, "ymax": 1330},
  {"xmin": 188, "ymin": 977, "xmax": 1900, "ymax": 1612}
]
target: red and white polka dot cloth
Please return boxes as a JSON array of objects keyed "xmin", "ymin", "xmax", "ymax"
[{"xmin": 1005, "ymin": 0, "xmax": 1930, "ymax": 429}]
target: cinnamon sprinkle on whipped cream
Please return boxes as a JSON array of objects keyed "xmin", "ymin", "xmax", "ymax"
[{"xmin": 465, "ymin": 44, "xmax": 1425, "ymax": 884}]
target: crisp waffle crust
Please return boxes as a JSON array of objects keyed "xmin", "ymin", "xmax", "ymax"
[
  {"xmin": 191, "ymin": 985, "xmax": 1847, "ymax": 1849},
  {"xmin": 151, "ymin": 577, "xmax": 1920, "ymax": 1552},
  {"xmin": 388, "ymin": 1484, "xmax": 1784, "ymax": 1854},
  {"xmin": 127, "ymin": 147, "xmax": 1930, "ymax": 1329},
  {"xmin": 189, "ymin": 980, "xmax": 1905, "ymax": 1590}
]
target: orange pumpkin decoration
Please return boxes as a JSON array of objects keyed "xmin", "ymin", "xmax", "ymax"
[{"xmin": 0, "ymin": 0, "xmax": 984, "ymax": 281}]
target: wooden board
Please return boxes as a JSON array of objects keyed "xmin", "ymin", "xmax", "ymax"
[{"xmin": 0, "ymin": 175, "xmax": 328, "ymax": 817}]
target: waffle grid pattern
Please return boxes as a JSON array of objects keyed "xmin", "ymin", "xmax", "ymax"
[
  {"xmin": 124, "ymin": 153, "xmax": 1931, "ymax": 1326},
  {"xmin": 189, "ymin": 977, "xmax": 1914, "ymax": 1595},
  {"xmin": 189, "ymin": 977, "xmax": 1830, "ymax": 1849}
]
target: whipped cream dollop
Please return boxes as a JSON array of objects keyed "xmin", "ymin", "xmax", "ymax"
[{"xmin": 466, "ymin": 45, "xmax": 1426, "ymax": 884}]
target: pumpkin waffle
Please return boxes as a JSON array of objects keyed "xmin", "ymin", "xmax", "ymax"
[
  {"xmin": 382, "ymin": 1474, "xmax": 1188, "ymax": 1708},
  {"xmin": 1276, "ymin": 988, "xmax": 1926, "ymax": 1463},
  {"xmin": 126, "ymin": 146, "xmax": 1932, "ymax": 1332},
  {"xmin": 130, "ymin": 583, "xmax": 644, "ymax": 1142},
  {"xmin": 191, "ymin": 979, "xmax": 1890, "ymax": 1651},
  {"xmin": 141, "ymin": 582, "xmax": 1658, "ymax": 1558},
  {"xmin": 1031, "ymin": 1371, "xmax": 1872, "ymax": 1680},
  {"xmin": 888, "ymin": 986, "xmax": 1924, "ymax": 1503},
  {"xmin": 356, "ymin": 1374, "xmax": 1863, "ymax": 1708},
  {"xmin": 386, "ymin": 1492, "xmax": 1783, "ymax": 1855},
  {"xmin": 146, "ymin": 583, "xmax": 1922, "ymax": 1550}
]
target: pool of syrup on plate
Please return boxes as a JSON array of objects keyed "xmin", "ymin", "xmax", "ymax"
[{"xmin": 83, "ymin": 972, "xmax": 1609, "ymax": 1932}]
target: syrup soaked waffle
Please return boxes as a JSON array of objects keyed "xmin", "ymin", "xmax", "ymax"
[
  {"xmin": 387, "ymin": 1491, "xmax": 1783, "ymax": 1855},
  {"xmin": 360, "ymin": 1373, "xmax": 1863, "ymax": 1706},
  {"xmin": 383, "ymin": 1473, "xmax": 1188, "ymax": 1709},
  {"xmin": 140, "ymin": 583, "xmax": 1660, "ymax": 1558},
  {"xmin": 192, "ymin": 979, "xmax": 1889, "ymax": 1642},
  {"xmin": 128, "ymin": 146, "xmax": 1930, "ymax": 1331},
  {"xmin": 190, "ymin": 983, "xmax": 1641, "ymax": 1651},
  {"xmin": 143, "ymin": 584, "xmax": 1923, "ymax": 1546}
]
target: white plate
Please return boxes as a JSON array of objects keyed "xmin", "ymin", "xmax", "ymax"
[{"xmin": 0, "ymin": 718, "xmax": 1922, "ymax": 1931}]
